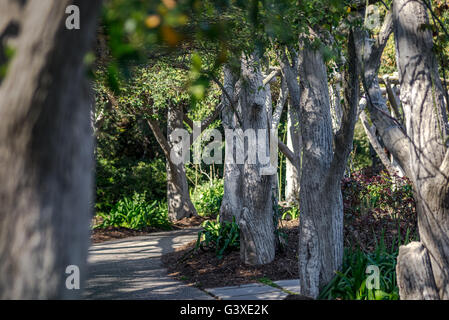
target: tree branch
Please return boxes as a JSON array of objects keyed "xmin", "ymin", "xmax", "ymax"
[
  {"xmin": 95, "ymin": 89, "xmax": 119, "ymax": 131},
  {"xmin": 278, "ymin": 139, "xmax": 298, "ymax": 170},
  {"xmin": 200, "ymin": 102, "xmax": 224, "ymax": 131},
  {"xmin": 183, "ymin": 112, "xmax": 194, "ymax": 129},
  {"xmin": 366, "ymin": 9, "xmax": 394, "ymax": 76},
  {"xmin": 187, "ymin": 102, "xmax": 224, "ymax": 144},
  {"xmin": 331, "ymin": 30, "xmax": 360, "ymax": 177},
  {"xmin": 271, "ymin": 76, "xmax": 288, "ymax": 129},
  {"xmin": 360, "ymin": 110, "xmax": 399, "ymax": 176},
  {"xmin": 355, "ymin": 13, "xmax": 413, "ymax": 178},
  {"xmin": 209, "ymin": 73, "xmax": 243, "ymax": 127},
  {"xmin": 263, "ymin": 68, "xmax": 281, "ymax": 86},
  {"xmin": 380, "ymin": 75, "xmax": 403, "ymax": 123},
  {"xmin": 146, "ymin": 117, "xmax": 171, "ymax": 159}
]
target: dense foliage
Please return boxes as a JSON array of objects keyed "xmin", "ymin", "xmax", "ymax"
[
  {"xmin": 191, "ymin": 179, "xmax": 224, "ymax": 217},
  {"xmin": 96, "ymin": 192, "xmax": 171, "ymax": 230},
  {"xmin": 195, "ymin": 216, "xmax": 240, "ymax": 259},
  {"xmin": 319, "ymin": 236, "xmax": 405, "ymax": 300}
]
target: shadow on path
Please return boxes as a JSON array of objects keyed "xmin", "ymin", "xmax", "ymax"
[{"xmin": 83, "ymin": 228, "xmax": 212, "ymax": 300}]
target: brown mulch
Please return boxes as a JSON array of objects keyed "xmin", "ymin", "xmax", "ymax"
[
  {"xmin": 91, "ymin": 215, "xmax": 207, "ymax": 244},
  {"xmin": 161, "ymin": 206, "xmax": 418, "ymax": 289},
  {"xmin": 161, "ymin": 219, "xmax": 299, "ymax": 289},
  {"xmin": 91, "ymin": 226, "xmax": 156, "ymax": 243}
]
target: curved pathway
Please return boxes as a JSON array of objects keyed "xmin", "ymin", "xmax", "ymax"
[{"xmin": 83, "ymin": 227, "xmax": 213, "ymax": 300}]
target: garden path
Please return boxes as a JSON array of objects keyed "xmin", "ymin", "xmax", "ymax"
[{"xmin": 83, "ymin": 227, "xmax": 300, "ymax": 300}]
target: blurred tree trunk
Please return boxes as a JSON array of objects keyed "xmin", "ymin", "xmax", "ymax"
[
  {"xmin": 298, "ymin": 31, "xmax": 359, "ymax": 298},
  {"xmin": 0, "ymin": 0, "xmax": 100, "ymax": 299}
]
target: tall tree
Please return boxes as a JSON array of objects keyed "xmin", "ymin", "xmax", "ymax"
[
  {"xmin": 279, "ymin": 49, "xmax": 302, "ymax": 203},
  {"xmin": 146, "ymin": 101, "xmax": 198, "ymax": 221},
  {"xmin": 357, "ymin": 0, "xmax": 449, "ymax": 299},
  {"xmin": 219, "ymin": 64, "xmax": 242, "ymax": 222},
  {"xmin": 0, "ymin": 0, "xmax": 100, "ymax": 299},
  {"xmin": 297, "ymin": 30, "xmax": 360, "ymax": 298},
  {"xmin": 237, "ymin": 53, "xmax": 276, "ymax": 265},
  {"xmin": 392, "ymin": 0, "xmax": 449, "ymax": 299}
]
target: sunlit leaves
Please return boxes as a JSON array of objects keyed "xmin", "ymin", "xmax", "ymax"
[{"xmin": 145, "ymin": 15, "xmax": 161, "ymax": 28}]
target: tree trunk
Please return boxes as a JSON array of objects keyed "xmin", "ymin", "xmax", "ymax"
[
  {"xmin": 220, "ymin": 64, "xmax": 243, "ymax": 222},
  {"xmin": 297, "ymin": 46, "xmax": 340, "ymax": 298},
  {"xmin": 238, "ymin": 54, "xmax": 276, "ymax": 265},
  {"xmin": 166, "ymin": 161, "xmax": 197, "ymax": 221},
  {"xmin": 166, "ymin": 103, "xmax": 197, "ymax": 220},
  {"xmin": 354, "ymin": 10, "xmax": 414, "ymax": 178},
  {"xmin": 285, "ymin": 101, "xmax": 301, "ymax": 203},
  {"xmin": 0, "ymin": 0, "xmax": 100, "ymax": 299},
  {"xmin": 396, "ymin": 242, "xmax": 440, "ymax": 299},
  {"xmin": 393, "ymin": 0, "xmax": 449, "ymax": 299},
  {"xmin": 298, "ymin": 31, "xmax": 359, "ymax": 298},
  {"xmin": 146, "ymin": 100, "xmax": 197, "ymax": 221},
  {"xmin": 329, "ymin": 79, "xmax": 343, "ymax": 134},
  {"xmin": 280, "ymin": 49, "xmax": 301, "ymax": 204}
]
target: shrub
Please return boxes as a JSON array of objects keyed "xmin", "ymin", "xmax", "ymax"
[
  {"xmin": 95, "ymin": 192, "xmax": 171, "ymax": 230},
  {"xmin": 319, "ymin": 231, "xmax": 413, "ymax": 300},
  {"xmin": 191, "ymin": 179, "xmax": 224, "ymax": 217},
  {"xmin": 195, "ymin": 215, "xmax": 240, "ymax": 259},
  {"xmin": 95, "ymin": 157, "xmax": 166, "ymax": 214},
  {"xmin": 342, "ymin": 170, "xmax": 417, "ymax": 251},
  {"xmin": 343, "ymin": 171, "xmax": 415, "ymax": 214}
]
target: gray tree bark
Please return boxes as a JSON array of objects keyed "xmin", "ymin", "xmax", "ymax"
[
  {"xmin": 0, "ymin": 0, "xmax": 100, "ymax": 299},
  {"xmin": 360, "ymin": 109, "xmax": 400, "ymax": 176},
  {"xmin": 146, "ymin": 102, "xmax": 197, "ymax": 221},
  {"xmin": 166, "ymin": 102, "xmax": 197, "ymax": 220},
  {"xmin": 396, "ymin": 242, "xmax": 440, "ymax": 299},
  {"xmin": 329, "ymin": 76, "xmax": 343, "ymax": 134},
  {"xmin": 279, "ymin": 49, "xmax": 301, "ymax": 203},
  {"xmin": 238, "ymin": 54, "xmax": 276, "ymax": 265},
  {"xmin": 220, "ymin": 64, "xmax": 243, "ymax": 223},
  {"xmin": 298, "ymin": 31, "xmax": 359, "ymax": 298},
  {"xmin": 392, "ymin": 0, "xmax": 449, "ymax": 300},
  {"xmin": 285, "ymin": 101, "xmax": 301, "ymax": 203},
  {"xmin": 357, "ymin": 1, "xmax": 449, "ymax": 299},
  {"xmin": 354, "ymin": 9, "xmax": 413, "ymax": 177}
]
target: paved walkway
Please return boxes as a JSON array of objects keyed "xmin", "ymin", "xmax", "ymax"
[
  {"xmin": 205, "ymin": 280, "xmax": 300, "ymax": 300},
  {"xmin": 83, "ymin": 228, "xmax": 212, "ymax": 300},
  {"xmin": 83, "ymin": 227, "xmax": 300, "ymax": 300}
]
